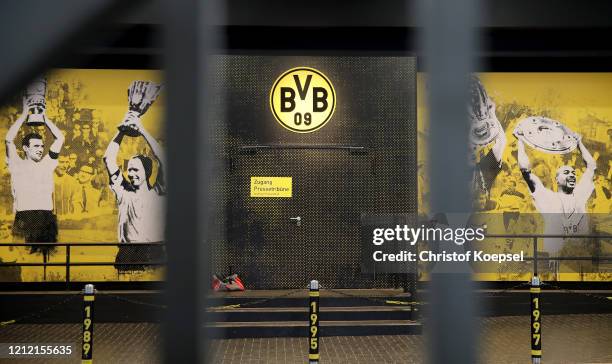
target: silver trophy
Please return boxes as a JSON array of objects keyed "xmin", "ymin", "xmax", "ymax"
[
  {"xmin": 514, "ymin": 116, "xmax": 578, "ymax": 154},
  {"xmin": 24, "ymin": 78, "xmax": 47, "ymax": 126},
  {"xmin": 468, "ymin": 75, "xmax": 500, "ymax": 146},
  {"xmin": 119, "ymin": 80, "xmax": 162, "ymax": 136}
]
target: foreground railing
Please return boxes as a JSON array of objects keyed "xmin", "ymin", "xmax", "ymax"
[
  {"xmin": 0, "ymin": 242, "xmax": 166, "ymax": 285},
  {"xmin": 484, "ymin": 234, "xmax": 611, "ymax": 276},
  {"xmin": 0, "ymin": 234, "xmax": 610, "ymax": 286}
]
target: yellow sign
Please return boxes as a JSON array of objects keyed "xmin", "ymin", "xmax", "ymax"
[
  {"xmin": 250, "ymin": 177, "xmax": 292, "ymax": 197},
  {"xmin": 270, "ymin": 67, "xmax": 336, "ymax": 133}
]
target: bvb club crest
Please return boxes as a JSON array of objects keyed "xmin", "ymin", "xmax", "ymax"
[{"xmin": 270, "ymin": 67, "xmax": 336, "ymax": 133}]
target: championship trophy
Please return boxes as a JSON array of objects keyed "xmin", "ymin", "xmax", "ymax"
[
  {"xmin": 468, "ymin": 75, "xmax": 500, "ymax": 146},
  {"xmin": 119, "ymin": 80, "xmax": 162, "ymax": 136},
  {"xmin": 513, "ymin": 116, "xmax": 578, "ymax": 154},
  {"xmin": 24, "ymin": 78, "xmax": 48, "ymax": 126}
]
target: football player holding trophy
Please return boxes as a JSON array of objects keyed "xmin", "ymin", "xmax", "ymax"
[
  {"xmin": 515, "ymin": 116, "xmax": 596, "ymax": 259},
  {"xmin": 103, "ymin": 81, "xmax": 166, "ymax": 273},
  {"xmin": 5, "ymin": 78, "xmax": 65, "ymax": 256}
]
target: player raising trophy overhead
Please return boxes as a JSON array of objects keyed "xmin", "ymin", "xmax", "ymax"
[
  {"xmin": 104, "ymin": 80, "xmax": 165, "ymax": 273},
  {"xmin": 5, "ymin": 78, "xmax": 65, "ymax": 256},
  {"xmin": 514, "ymin": 116, "xmax": 596, "ymax": 256}
]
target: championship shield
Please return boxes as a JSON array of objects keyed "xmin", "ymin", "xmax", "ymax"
[
  {"xmin": 514, "ymin": 116, "xmax": 578, "ymax": 154},
  {"xmin": 119, "ymin": 81, "xmax": 162, "ymax": 136},
  {"xmin": 24, "ymin": 78, "xmax": 47, "ymax": 126}
]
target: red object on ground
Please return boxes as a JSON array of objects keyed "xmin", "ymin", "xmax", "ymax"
[{"xmin": 212, "ymin": 273, "xmax": 245, "ymax": 291}]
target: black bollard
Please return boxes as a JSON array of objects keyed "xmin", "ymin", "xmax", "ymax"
[
  {"xmin": 81, "ymin": 284, "xmax": 95, "ymax": 364},
  {"xmin": 309, "ymin": 280, "xmax": 320, "ymax": 364},
  {"xmin": 530, "ymin": 276, "xmax": 541, "ymax": 364}
]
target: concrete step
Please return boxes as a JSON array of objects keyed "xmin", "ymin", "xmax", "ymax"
[
  {"xmin": 207, "ymin": 305, "xmax": 415, "ymax": 322},
  {"xmin": 205, "ymin": 319, "xmax": 422, "ymax": 338}
]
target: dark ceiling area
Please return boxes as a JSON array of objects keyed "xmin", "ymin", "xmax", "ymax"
[
  {"xmin": 55, "ymin": 0, "xmax": 612, "ymax": 71},
  {"xmin": 2, "ymin": 0, "xmax": 612, "ymax": 99}
]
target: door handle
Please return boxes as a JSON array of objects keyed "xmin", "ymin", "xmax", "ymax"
[{"xmin": 290, "ymin": 216, "xmax": 301, "ymax": 226}]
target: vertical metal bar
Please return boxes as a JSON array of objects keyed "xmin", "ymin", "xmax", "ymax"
[
  {"xmin": 416, "ymin": 0, "xmax": 480, "ymax": 363},
  {"xmin": 163, "ymin": 0, "xmax": 199, "ymax": 362},
  {"xmin": 198, "ymin": 1, "xmax": 223, "ymax": 361},
  {"xmin": 66, "ymin": 245, "xmax": 71, "ymax": 289},
  {"xmin": 0, "ymin": 0, "xmax": 136, "ymax": 104},
  {"xmin": 533, "ymin": 237, "xmax": 538, "ymax": 276},
  {"xmin": 43, "ymin": 250, "xmax": 47, "ymax": 281}
]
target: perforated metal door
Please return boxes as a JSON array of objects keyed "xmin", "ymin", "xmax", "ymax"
[{"xmin": 229, "ymin": 147, "xmax": 373, "ymax": 288}]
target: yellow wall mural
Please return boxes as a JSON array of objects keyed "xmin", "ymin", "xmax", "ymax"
[
  {"xmin": 2, "ymin": 69, "xmax": 609, "ymax": 283},
  {"xmin": 418, "ymin": 73, "xmax": 612, "ymax": 281},
  {"xmin": 0, "ymin": 69, "xmax": 165, "ymax": 282}
]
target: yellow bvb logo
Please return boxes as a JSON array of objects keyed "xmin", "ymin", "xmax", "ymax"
[{"xmin": 270, "ymin": 67, "xmax": 336, "ymax": 133}]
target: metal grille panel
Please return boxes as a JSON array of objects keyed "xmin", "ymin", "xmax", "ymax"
[{"xmin": 208, "ymin": 56, "xmax": 417, "ymax": 289}]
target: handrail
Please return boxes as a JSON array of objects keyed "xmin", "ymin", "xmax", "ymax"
[
  {"xmin": 239, "ymin": 144, "xmax": 367, "ymax": 153},
  {"xmin": 0, "ymin": 234, "xmax": 610, "ymax": 285},
  {"xmin": 485, "ymin": 234, "xmax": 611, "ymax": 239},
  {"xmin": 481, "ymin": 233, "xmax": 612, "ymax": 276},
  {"xmin": 0, "ymin": 242, "xmax": 165, "ymax": 246},
  {"xmin": 0, "ymin": 262, "xmax": 166, "ymax": 266},
  {"xmin": 0, "ymin": 242, "xmax": 166, "ymax": 287},
  {"xmin": 522, "ymin": 257, "xmax": 611, "ymax": 261}
]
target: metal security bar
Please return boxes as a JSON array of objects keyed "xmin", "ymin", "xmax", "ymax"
[{"xmin": 240, "ymin": 144, "xmax": 367, "ymax": 153}]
